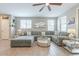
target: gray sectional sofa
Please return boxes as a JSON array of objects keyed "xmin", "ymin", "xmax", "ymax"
[
  {"xmin": 11, "ymin": 31, "xmax": 55, "ymax": 47},
  {"xmin": 12, "ymin": 30, "xmax": 69, "ymax": 47},
  {"xmin": 52, "ymin": 32, "xmax": 69, "ymax": 46}
]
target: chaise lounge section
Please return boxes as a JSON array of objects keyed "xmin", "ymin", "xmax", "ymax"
[{"xmin": 11, "ymin": 36, "xmax": 34, "ymax": 47}]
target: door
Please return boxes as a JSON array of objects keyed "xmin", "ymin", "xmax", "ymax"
[{"xmin": 0, "ymin": 18, "xmax": 10, "ymax": 39}]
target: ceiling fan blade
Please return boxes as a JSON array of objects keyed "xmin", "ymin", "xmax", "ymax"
[
  {"xmin": 39, "ymin": 6, "xmax": 45, "ymax": 12},
  {"xmin": 49, "ymin": 3, "xmax": 62, "ymax": 5},
  {"xmin": 32, "ymin": 3, "xmax": 45, "ymax": 6},
  {"xmin": 47, "ymin": 5, "xmax": 51, "ymax": 11}
]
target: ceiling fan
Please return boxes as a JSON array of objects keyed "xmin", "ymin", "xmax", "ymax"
[{"xmin": 32, "ymin": 3, "xmax": 62, "ymax": 12}]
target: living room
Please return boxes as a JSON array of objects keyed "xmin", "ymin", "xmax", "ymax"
[{"xmin": 0, "ymin": 3, "xmax": 79, "ymax": 56}]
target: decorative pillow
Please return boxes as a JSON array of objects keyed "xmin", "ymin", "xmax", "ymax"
[
  {"xmin": 41, "ymin": 32, "xmax": 45, "ymax": 36},
  {"xmin": 17, "ymin": 31, "xmax": 24, "ymax": 36},
  {"xmin": 16, "ymin": 29, "xmax": 22, "ymax": 36},
  {"xmin": 27, "ymin": 32, "xmax": 31, "ymax": 36},
  {"xmin": 69, "ymin": 33, "xmax": 76, "ymax": 39}
]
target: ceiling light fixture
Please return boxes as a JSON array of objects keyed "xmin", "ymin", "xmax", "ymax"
[
  {"xmin": 46, "ymin": 3, "xmax": 49, "ymax": 6},
  {"xmin": 32, "ymin": 3, "xmax": 62, "ymax": 12}
]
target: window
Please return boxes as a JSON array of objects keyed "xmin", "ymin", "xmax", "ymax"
[
  {"xmin": 20, "ymin": 20, "xmax": 26, "ymax": 29},
  {"xmin": 61, "ymin": 16, "xmax": 67, "ymax": 32},
  {"xmin": 57, "ymin": 16, "xmax": 67, "ymax": 32},
  {"xmin": 20, "ymin": 20, "xmax": 32, "ymax": 29},
  {"xmin": 26, "ymin": 20, "xmax": 32, "ymax": 29},
  {"xmin": 48, "ymin": 20, "xmax": 55, "ymax": 31}
]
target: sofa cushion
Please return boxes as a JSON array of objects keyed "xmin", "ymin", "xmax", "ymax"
[
  {"xmin": 24, "ymin": 31, "xmax": 27, "ymax": 36},
  {"xmin": 16, "ymin": 31, "xmax": 24, "ymax": 36},
  {"xmin": 31, "ymin": 31, "xmax": 41, "ymax": 35},
  {"xmin": 59, "ymin": 32, "xmax": 69, "ymax": 36},
  {"xmin": 45, "ymin": 31, "xmax": 55, "ymax": 35}
]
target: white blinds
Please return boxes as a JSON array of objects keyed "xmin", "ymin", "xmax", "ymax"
[
  {"xmin": 20, "ymin": 20, "xmax": 32, "ymax": 29},
  {"xmin": 48, "ymin": 20, "xmax": 55, "ymax": 31}
]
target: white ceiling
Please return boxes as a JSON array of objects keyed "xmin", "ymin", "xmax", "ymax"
[{"xmin": 0, "ymin": 3, "xmax": 78, "ymax": 17}]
